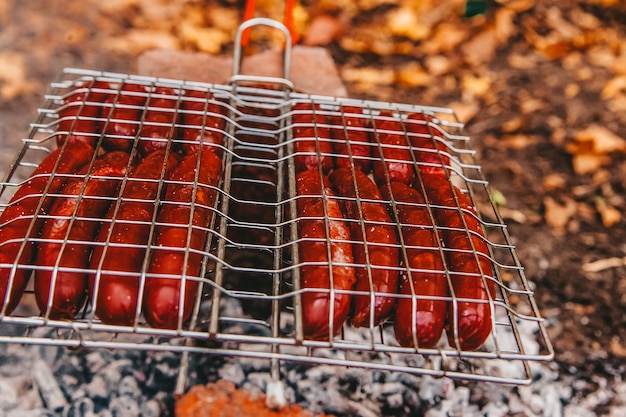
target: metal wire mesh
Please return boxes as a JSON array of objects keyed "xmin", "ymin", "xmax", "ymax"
[{"xmin": 0, "ymin": 67, "xmax": 553, "ymax": 385}]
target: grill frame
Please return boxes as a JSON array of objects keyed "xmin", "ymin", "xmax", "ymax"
[{"xmin": 0, "ymin": 54, "xmax": 553, "ymax": 388}]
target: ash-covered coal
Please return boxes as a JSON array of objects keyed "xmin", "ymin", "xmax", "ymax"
[{"xmin": 0, "ymin": 296, "xmax": 624, "ymax": 416}]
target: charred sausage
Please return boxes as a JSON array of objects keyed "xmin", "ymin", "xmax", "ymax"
[
  {"xmin": 330, "ymin": 106, "xmax": 372, "ymax": 173},
  {"xmin": 34, "ymin": 151, "xmax": 131, "ymax": 319},
  {"xmin": 89, "ymin": 150, "xmax": 180, "ymax": 325},
  {"xmin": 57, "ymin": 80, "xmax": 111, "ymax": 148},
  {"xmin": 329, "ymin": 168, "xmax": 400, "ymax": 327},
  {"xmin": 180, "ymin": 89, "xmax": 225, "ymax": 156},
  {"xmin": 372, "ymin": 113, "xmax": 414, "ymax": 186},
  {"xmin": 422, "ymin": 175, "xmax": 496, "ymax": 350},
  {"xmin": 102, "ymin": 83, "xmax": 148, "ymax": 152},
  {"xmin": 292, "ymin": 102, "xmax": 333, "ymax": 173},
  {"xmin": 296, "ymin": 169, "xmax": 356, "ymax": 340},
  {"xmin": 381, "ymin": 182, "xmax": 448, "ymax": 348},
  {"xmin": 0, "ymin": 141, "xmax": 96, "ymax": 314},
  {"xmin": 142, "ymin": 151, "xmax": 222, "ymax": 329},
  {"xmin": 406, "ymin": 113, "xmax": 450, "ymax": 177},
  {"xmin": 138, "ymin": 86, "xmax": 180, "ymax": 155}
]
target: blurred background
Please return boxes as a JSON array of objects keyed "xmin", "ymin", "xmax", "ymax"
[{"xmin": 1, "ymin": 0, "xmax": 626, "ymax": 413}]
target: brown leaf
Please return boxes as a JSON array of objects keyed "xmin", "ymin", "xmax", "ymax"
[
  {"xmin": 543, "ymin": 196, "xmax": 577, "ymax": 234},
  {"xmin": 0, "ymin": 52, "xmax": 38, "ymax": 99},
  {"xmin": 463, "ymin": 26, "xmax": 498, "ymax": 67},
  {"xmin": 601, "ymin": 75, "xmax": 626, "ymax": 100}
]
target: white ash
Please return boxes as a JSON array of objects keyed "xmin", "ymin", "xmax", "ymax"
[{"xmin": 0, "ymin": 299, "xmax": 624, "ymax": 417}]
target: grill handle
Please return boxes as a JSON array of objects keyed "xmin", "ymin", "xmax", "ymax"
[{"xmin": 230, "ymin": 17, "xmax": 294, "ymax": 90}]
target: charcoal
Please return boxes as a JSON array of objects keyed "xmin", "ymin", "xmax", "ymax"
[
  {"xmin": 62, "ymin": 397, "xmax": 96, "ymax": 417},
  {"xmin": 108, "ymin": 396, "xmax": 140, "ymax": 417},
  {"xmin": 140, "ymin": 399, "xmax": 166, "ymax": 417},
  {"xmin": 0, "ymin": 380, "xmax": 18, "ymax": 411},
  {"xmin": 32, "ymin": 359, "xmax": 67, "ymax": 412},
  {"xmin": 117, "ymin": 375, "xmax": 140, "ymax": 399},
  {"xmin": 217, "ymin": 361, "xmax": 245, "ymax": 386}
]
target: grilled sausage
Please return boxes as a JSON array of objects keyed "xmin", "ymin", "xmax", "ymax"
[
  {"xmin": 138, "ymin": 86, "xmax": 180, "ymax": 155},
  {"xmin": 296, "ymin": 170, "xmax": 356, "ymax": 340},
  {"xmin": 142, "ymin": 151, "xmax": 222, "ymax": 329},
  {"xmin": 330, "ymin": 106, "xmax": 372, "ymax": 173},
  {"xmin": 292, "ymin": 102, "xmax": 333, "ymax": 173},
  {"xmin": 180, "ymin": 89, "xmax": 225, "ymax": 156},
  {"xmin": 422, "ymin": 175, "xmax": 496, "ymax": 350},
  {"xmin": 406, "ymin": 113, "xmax": 450, "ymax": 177},
  {"xmin": 34, "ymin": 151, "xmax": 131, "ymax": 319},
  {"xmin": 89, "ymin": 150, "xmax": 180, "ymax": 325},
  {"xmin": 381, "ymin": 182, "xmax": 448, "ymax": 348},
  {"xmin": 372, "ymin": 113, "xmax": 414, "ymax": 186},
  {"xmin": 57, "ymin": 80, "xmax": 111, "ymax": 148},
  {"xmin": 0, "ymin": 141, "xmax": 96, "ymax": 314},
  {"xmin": 329, "ymin": 168, "xmax": 400, "ymax": 327},
  {"xmin": 102, "ymin": 83, "xmax": 148, "ymax": 152}
]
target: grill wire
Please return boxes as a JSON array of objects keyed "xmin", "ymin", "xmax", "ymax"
[{"xmin": 0, "ymin": 67, "xmax": 553, "ymax": 388}]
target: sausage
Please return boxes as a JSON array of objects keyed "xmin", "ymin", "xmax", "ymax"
[
  {"xmin": 292, "ymin": 102, "xmax": 333, "ymax": 173},
  {"xmin": 380, "ymin": 182, "xmax": 448, "ymax": 348},
  {"xmin": 102, "ymin": 83, "xmax": 148, "ymax": 151},
  {"xmin": 34, "ymin": 151, "xmax": 131, "ymax": 319},
  {"xmin": 295, "ymin": 170, "xmax": 356, "ymax": 340},
  {"xmin": 0, "ymin": 141, "xmax": 96, "ymax": 314},
  {"xmin": 421, "ymin": 175, "xmax": 496, "ymax": 350},
  {"xmin": 142, "ymin": 151, "xmax": 222, "ymax": 329},
  {"xmin": 372, "ymin": 113, "xmax": 414, "ymax": 186},
  {"xmin": 57, "ymin": 80, "xmax": 111, "ymax": 148},
  {"xmin": 330, "ymin": 106, "xmax": 372, "ymax": 173},
  {"xmin": 406, "ymin": 113, "xmax": 450, "ymax": 177},
  {"xmin": 89, "ymin": 150, "xmax": 180, "ymax": 325},
  {"xmin": 329, "ymin": 168, "xmax": 400, "ymax": 327},
  {"xmin": 138, "ymin": 86, "xmax": 180, "ymax": 155},
  {"xmin": 180, "ymin": 89, "xmax": 225, "ymax": 156}
]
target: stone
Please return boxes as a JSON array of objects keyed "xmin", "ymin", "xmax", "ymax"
[{"xmin": 137, "ymin": 46, "xmax": 347, "ymax": 97}]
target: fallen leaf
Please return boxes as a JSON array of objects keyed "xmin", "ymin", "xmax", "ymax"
[
  {"xmin": 105, "ymin": 29, "xmax": 180, "ymax": 55},
  {"xmin": 461, "ymin": 75, "xmax": 491, "ymax": 98},
  {"xmin": 0, "ymin": 51, "xmax": 38, "ymax": 99},
  {"xmin": 395, "ymin": 62, "xmax": 431, "ymax": 88},
  {"xmin": 542, "ymin": 173, "xmax": 568, "ymax": 191},
  {"xmin": 601, "ymin": 75, "xmax": 626, "ymax": 99},
  {"xmin": 582, "ymin": 257, "xmax": 626, "ymax": 273},
  {"xmin": 573, "ymin": 125, "xmax": 626, "ymax": 154},
  {"xmin": 422, "ymin": 23, "xmax": 469, "ymax": 54},
  {"xmin": 341, "ymin": 67, "xmax": 395, "ymax": 86},
  {"xmin": 595, "ymin": 198, "xmax": 622, "ymax": 227},
  {"xmin": 543, "ymin": 195, "xmax": 577, "ymax": 234},
  {"xmin": 387, "ymin": 6, "xmax": 430, "ymax": 41},
  {"xmin": 447, "ymin": 101, "xmax": 480, "ymax": 124},
  {"xmin": 463, "ymin": 26, "xmax": 498, "ymax": 67}
]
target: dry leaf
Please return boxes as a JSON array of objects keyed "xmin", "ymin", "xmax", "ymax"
[
  {"xmin": 543, "ymin": 173, "xmax": 568, "ymax": 191},
  {"xmin": 601, "ymin": 76, "xmax": 626, "ymax": 99},
  {"xmin": 544, "ymin": 195, "xmax": 577, "ymax": 233},
  {"xmin": 395, "ymin": 62, "xmax": 431, "ymax": 88},
  {"xmin": 341, "ymin": 67, "xmax": 395, "ymax": 86},
  {"xmin": 463, "ymin": 26, "xmax": 498, "ymax": 67},
  {"xmin": 387, "ymin": 6, "xmax": 430, "ymax": 41},
  {"xmin": 461, "ymin": 75, "xmax": 491, "ymax": 98},
  {"xmin": 573, "ymin": 125, "xmax": 626, "ymax": 154},
  {"xmin": 105, "ymin": 29, "xmax": 180, "ymax": 55},
  {"xmin": 422, "ymin": 23, "xmax": 468, "ymax": 54},
  {"xmin": 0, "ymin": 51, "xmax": 38, "ymax": 99},
  {"xmin": 447, "ymin": 101, "xmax": 480, "ymax": 124},
  {"xmin": 595, "ymin": 198, "xmax": 622, "ymax": 227}
]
